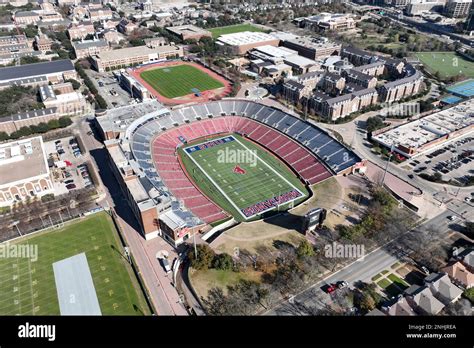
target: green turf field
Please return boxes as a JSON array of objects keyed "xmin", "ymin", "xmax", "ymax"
[
  {"xmin": 0, "ymin": 212, "xmax": 150, "ymax": 315},
  {"xmin": 140, "ymin": 64, "xmax": 224, "ymax": 99},
  {"xmin": 209, "ymin": 24, "xmax": 266, "ymax": 38},
  {"xmin": 415, "ymin": 52, "xmax": 474, "ymax": 79},
  {"xmin": 179, "ymin": 134, "xmax": 308, "ymax": 221}
]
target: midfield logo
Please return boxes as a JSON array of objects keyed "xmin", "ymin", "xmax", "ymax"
[{"xmin": 233, "ymin": 165, "xmax": 246, "ymax": 175}]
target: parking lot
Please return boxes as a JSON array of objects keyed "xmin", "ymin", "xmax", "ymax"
[
  {"xmin": 407, "ymin": 135, "xmax": 474, "ymax": 186},
  {"xmin": 44, "ymin": 136, "xmax": 94, "ymax": 195},
  {"xmin": 86, "ymin": 69, "xmax": 135, "ymax": 108}
]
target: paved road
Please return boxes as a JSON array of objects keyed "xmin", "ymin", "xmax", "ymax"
[
  {"xmin": 76, "ymin": 116, "xmax": 188, "ymax": 315},
  {"xmin": 268, "ymin": 207, "xmax": 473, "ymax": 315}
]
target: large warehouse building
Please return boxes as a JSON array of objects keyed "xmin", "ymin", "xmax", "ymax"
[
  {"xmin": 216, "ymin": 31, "xmax": 280, "ymax": 55},
  {"xmin": 0, "ymin": 60, "xmax": 77, "ymax": 90},
  {"xmin": 372, "ymin": 100, "xmax": 474, "ymax": 158}
]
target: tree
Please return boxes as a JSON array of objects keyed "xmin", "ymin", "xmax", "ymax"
[
  {"xmin": 366, "ymin": 116, "xmax": 385, "ymax": 133},
  {"xmin": 212, "ymin": 253, "xmax": 233, "ymax": 270},
  {"xmin": 0, "ymin": 131, "xmax": 8, "ymax": 141},
  {"xmin": 66, "ymin": 79, "xmax": 81, "ymax": 90},
  {"xmin": 58, "ymin": 117, "xmax": 72, "ymax": 128},
  {"xmin": 23, "ymin": 24, "xmax": 38, "ymax": 38},
  {"xmin": 296, "ymin": 240, "xmax": 315, "ymax": 258},
  {"xmin": 188, "ymin": 244, "xmax": 215, "ymax": 270}
]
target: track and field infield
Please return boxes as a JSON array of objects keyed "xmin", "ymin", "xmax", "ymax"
[
  {"xmin": 0, "ymin": 212, "xmax": 150, "ymax": 315},
  {"xmin": 131, "ymin": 61, "xmax": 231, "ymax": 105},
  {"xmin": 415, "ymin": 52, "xmax": 474, "ymax": 79},
  {"xmin": 179, "ymin": 134, "xmax": 309, "ymax": 221},
  {"xmin": 209, "ymin": 24, "xmax": 266, "ymax": 38}
]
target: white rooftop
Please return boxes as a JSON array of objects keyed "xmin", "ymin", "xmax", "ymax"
[{"xmin": 217, "ymin": 31, "xmax": 277, "ymax": 46}]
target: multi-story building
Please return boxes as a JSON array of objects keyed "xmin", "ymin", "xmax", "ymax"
[
  {"xmin": 117, "ymin": 18, "xmax": 138, "ymax": 35},
  {"xmin": 100, "ymin": 29, "xmax": 122, "ymax": 44},
  {"xmin": 0, "ymin": 136, "xmax": 54, "ymax": 207},
  {"xmin": 444, "ymin": 0, "xmax": 472, "ymax": 17},
  {"xmin": 14, "ymin": 11, "xmax": 41, "ymax": 25},
  {"xmin": 378, "ymin": 66, "xmax": 423, "ymax": 102},
  {"xmin": 39, "ymin": 82, "xmax": 89, "ymax": 116},
  {"xmin": 166, "ymin": 25, "xmax": 212, "ymax": 41},
  {"xmin": 72, "ymin": 38, "xmax": 110, "ymax": 59},
  {"xmin": 0, "ymin": 34, "xmax": 29, "ymax": 54},
  {"xmin": 91, "ymin": 44, "xmax": 184, "ymax": 72},
  {"xmin": 300, "ymin": 13, "xmax": 356, "ymax": 32},
  {"xmin": 0, "ymin": 108, "xmax": 58, "ymax": 135},
  {"xmin": 280, "ymin": 36, "xmax": 341, "ymax": 60},
  {"xmin": 88, "ymin": 7, "xmax": 113, "ymax": 21},
  {"xmin": 342, "ymin": 69, "xmax": 378, "ymax": 88},
  {"xmin": 0, "ymin": 60, "xmax": 77, "ymax": 90},
  {"xmin": 217, "ymin": 31, "xmax": 280, "ymax": 55},
  {"xmin": 68, "ymin": 22, "xmax": 95, "ymax": 40},
  {"xmin": 323, "ymin": 72, "xmax": 346, "ymax": 94},
  {"xmin": 406, "ymin": 0, "xmax": 446, "ymax": 16},
  {"xmin": 34, "ymin": 34, "xmax": 52, "ymax": 52}
]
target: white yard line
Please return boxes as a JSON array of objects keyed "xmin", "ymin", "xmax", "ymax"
[{"xmin": 184, "ymin": 135, "xmax": 305, "ymax": 220}]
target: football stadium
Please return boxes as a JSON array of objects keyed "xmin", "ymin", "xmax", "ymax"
[{"xmin": 99, "ymin": 99, "xmax": 366, "ymax": 246}]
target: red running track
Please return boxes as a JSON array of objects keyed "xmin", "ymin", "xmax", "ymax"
[{"xmin": 129, "ymin": 61, "xmax": 232, "ymax": 105}]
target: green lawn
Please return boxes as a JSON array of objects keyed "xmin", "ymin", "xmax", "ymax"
[
  {"xmin": 209, "ymin": 24, "xmax": 266, "ymax": 38},
  {"xmin": 179, "ymin": 134, "xmax": 308, "ymax": 222},
  {"xmin": 387, "ymin": 274, "xmax": 409, "ymax": 290},
  {"xmin": 0, "ymin": 212, "xmax": 150, "ymax": 315},
  {"xmin": 377, "ymin": 278, "xmax": 391, "ymax": 289},
  {"xmin": 415, "ymin": 52, "xmax": 474, "ymax": 79},
  {"xmin": 140, "ymin": 64, "xmax": 224, "ymax": 99}
]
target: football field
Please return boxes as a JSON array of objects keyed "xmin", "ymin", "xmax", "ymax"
[
  {"xmin": 140, "ymin": 64, "xmax": 224, "ymax": 99},
  {"xmin": 0, "ymin": 212, "xmax": 150, "ymax": 315},
  {"xmin": 415, "ymin": 52, "xmax": 474, "ymax": 79},
  {"xmin": 181, "ymin": 134, "xmax": 308, "ymax": 220}
]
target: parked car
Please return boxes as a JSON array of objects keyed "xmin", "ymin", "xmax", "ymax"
[
  {"xmin": 324, "ymin": 284, "xmax": 338, "ymax": 294},
  {"xmin": 64, "ymin": 179, "xmax": 74, "ymax": 185},
  {"xmin": 65, "ymin": 184, "xmax": 76, "ymax": 190},
  {"xmin": 337, "ymin": 281, "xmax": 349, "ymax": 289},
  {"xmin": 160, "ymin": 258, "xmax": 171, "ymax": 273}
]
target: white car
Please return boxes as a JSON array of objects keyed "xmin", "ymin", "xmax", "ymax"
[{"xmin": 447, "ymin": 215, "xmax": 458, "ymax": 221}]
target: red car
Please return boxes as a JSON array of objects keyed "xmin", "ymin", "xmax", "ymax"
[{"xmin": 326, "ymin": 284, "xmax": 338, "ymax": 294}]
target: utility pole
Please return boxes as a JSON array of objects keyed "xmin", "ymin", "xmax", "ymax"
[{"xmin": 193, "ymin": 233, "xmax": 197, "ymax": 259}]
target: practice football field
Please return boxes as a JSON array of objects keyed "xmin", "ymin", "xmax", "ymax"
[
  {"xmin": 0, "ymin": 212, "xmax": 150, "ymax": 315},
  {"xmin": 140, "ymin": 64, "xmax": 224, "ymax": 98},
  {"xmin": 209, "ymin": 24, "xmax": 265, "ymax": 38},
  {"xmin": 180, "ymin": 134, "xmax": 308, "ymax": 220},
  {"xmin": 415, "ymin": 52, "xmax": 474, "ymax": 79}
]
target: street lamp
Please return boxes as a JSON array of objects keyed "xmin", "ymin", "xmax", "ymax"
[{"xmin": 10, "ymin": 221, "xmax": 22, "ymax": 237}]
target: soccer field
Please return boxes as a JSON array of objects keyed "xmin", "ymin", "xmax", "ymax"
[
  {"xmin": 209, "ymin": 24, "xmax": 266, "ymax": 38},
  {"xmin": 140, "ymin": 64, "xmax": 224, "ymax": 99},
  {"xmin": 415, "ymin": 52, "xmax": 474, "ymax": 79},
  {"xmin": 180, "ymin": 134, "xmax": 308, "ymax": 220},
  {"xmin": 0, "ymin": 212, "xmax": 150, "ymax": 315}
]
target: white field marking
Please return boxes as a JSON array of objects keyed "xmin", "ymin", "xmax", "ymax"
[
  {"xmin": 185, "ymin": 144, "xmax": 248, "ymax": 219},
  {"xmin": 229, "ymin": 185, "xmax": 233, "ymax": 189},
  {"xmin": 259, "ymin": 167, "xmax": 263, "ymax": 171},
  {"xmin": 223, "ymin": 179, "xmax": 227, "ymax": 183},
  {"xmin": 184, "ymin": 135, "xmax": 305, "ymax": 219},
  {"xmin": 233, "ymin": 136, "xmax": 304, "ymax": 196},
  {"xmin": 212, "ymin": 169, "xmax": 216, "ymax": 172},
  {"xmin": 234, "ymin": 191, "xmax": 239, "ymax": 195},
  {"xmin": 207, "ymin": 163, "xmax": 211, "ymax": 167},
  {"xmin": 217, "ymin": 174, "xmax": 221, "ymax": 177}
]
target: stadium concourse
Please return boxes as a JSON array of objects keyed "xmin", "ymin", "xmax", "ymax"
[{"xmin": 129, "ymin": 99, "xmax": 364, "ymax": 228}]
